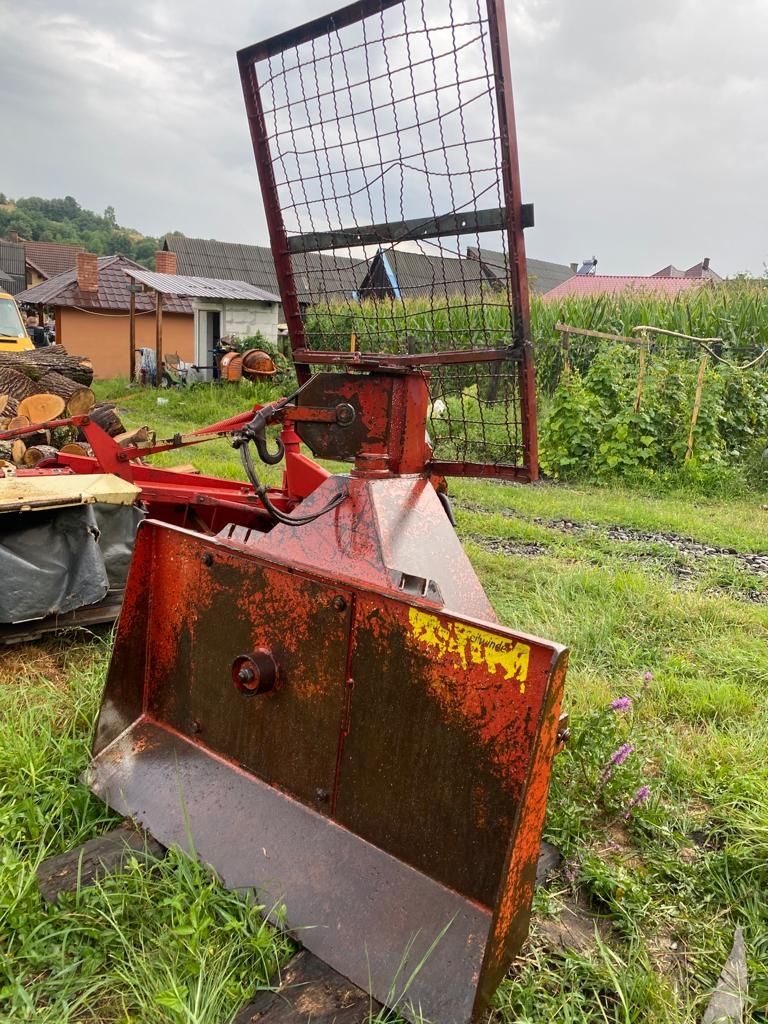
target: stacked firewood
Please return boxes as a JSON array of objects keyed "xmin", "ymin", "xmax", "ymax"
[{"xmin": 0, "ymin": 349, "xmax": 142, "ymax": 468}]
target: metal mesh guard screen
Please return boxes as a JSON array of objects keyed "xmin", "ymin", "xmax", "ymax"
[{"xmin": 239, "ymin": 0, "xmax": 538, "ymax": 479}]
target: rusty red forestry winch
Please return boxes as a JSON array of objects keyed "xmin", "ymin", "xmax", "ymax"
[{"xmin": 86, "ymin": 2, "xmax": 569, "ymax": 1022}]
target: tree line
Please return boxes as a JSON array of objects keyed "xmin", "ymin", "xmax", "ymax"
[{"xmin": 0, "ymin": 194, "xmax": 184, "ymax": 268}]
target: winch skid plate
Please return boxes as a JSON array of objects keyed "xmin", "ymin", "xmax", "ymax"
[{"xmin": 88, "ymin": 476, "xmax": 566, "ymax": 1024}]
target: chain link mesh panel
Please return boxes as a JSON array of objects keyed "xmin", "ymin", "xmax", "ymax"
[{"xmin": 239, "ymin": 0, "xmax": 538, "ymax": 479}]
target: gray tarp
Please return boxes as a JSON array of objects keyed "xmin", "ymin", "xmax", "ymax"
[{"xmin": 0, "ymin": 503, "xmax": 143, "ymax": 624}]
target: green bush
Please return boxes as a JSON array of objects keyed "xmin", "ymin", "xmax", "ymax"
[
  {"xmin": 301, "ymin": 284, "xmax": 768, "ymax": 488},
  {"xmin": 539, "ymin": 351, "xmax": 768, "ymax": 483}
]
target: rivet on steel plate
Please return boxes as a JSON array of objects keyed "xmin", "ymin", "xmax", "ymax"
[
  {"xmin": 332, "ymin": 595, "xmax": 347, "ymax": 612},
  {"xmin": 202, "ymin": 552, "xmax": 214, "ymax": 567}
]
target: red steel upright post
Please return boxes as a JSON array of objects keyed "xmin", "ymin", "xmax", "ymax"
[
  {"xmin": 486, "ymin": 0, "xmax": 539, "ymax": 480},
  {"xmin": 238, "ymin": 56, "xmax": 311, "ymax": 384}
]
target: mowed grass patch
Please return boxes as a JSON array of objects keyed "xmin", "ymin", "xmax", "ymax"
[
  {"xmin": 0, "ymin": 634, "xmax": 290, "ymax": 1023},
  {"xmin": 458, "ymin": 486, "xmax": 768, "ymax": 1023}
]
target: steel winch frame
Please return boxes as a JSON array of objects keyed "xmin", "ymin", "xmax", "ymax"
[
  {"xmin": 85, "ymin": 367, "xmax": 567, "ymax": 1024},
  {"xmin": 79, "ymin": 5, "xmax": 568, "ymax": 1023}
]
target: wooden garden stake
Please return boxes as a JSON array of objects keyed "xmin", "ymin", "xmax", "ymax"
[
  {"xmin": 562, "ymin": 331, "xmax": 571, "ymax": 376},
  {"xmin": 633, "ymin": 339, "xmax": 648, "ymax": 413},
  {"xmin": 685, "ymin": 353, "xmax": 709, "ymax": 462}
]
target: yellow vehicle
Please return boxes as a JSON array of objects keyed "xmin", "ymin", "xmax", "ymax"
[{"xmin": 0, "ymin": 291, "xmax": 33, "ymax": 351}]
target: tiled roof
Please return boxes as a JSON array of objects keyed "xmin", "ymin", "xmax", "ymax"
[
  {"xmin": 651, "ymin": 264, "xmax": 685, "ymax": 278},
  {"xmin": 23, "ymin": 240, "xmax": 84, "ymax": 279},
  {"xmin": 124, "ymin": 269, "xmax": 280, "ymax": 302},
  {"xmin": 653, "ymin": 261, "xmax": 723, "ymax": 282},
  {"xmin": 543, "ymin": 275, "xmax": 707, "ymax": 300},
  {"xmin": 16, "ymin": 256, "xmax": 193, "ymax": 314},
  {"xmin": 163, "ymin": 235, "xmax": 361, "ymax": 304},
  {"xmin": 683, "ymin": 260, "xmax": 722, "ymax": 281},
  {"xmin": 0, "ymin": 240, "xmax": 26, "ymax": 295},
  {"xmin": 467, "ymin": 246, "xmax": 575, "ymax": 294},
  {"xmin": 359, "ymin": 248, "xmax": 487, "ymax": 300}
]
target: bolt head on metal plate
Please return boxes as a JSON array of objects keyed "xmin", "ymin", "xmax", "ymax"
[{"xmin": 232, "ymin": 650, "xmax": 278, "ymax": 696}]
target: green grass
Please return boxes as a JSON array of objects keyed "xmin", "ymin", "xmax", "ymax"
[
  {"xmin": 2, "ymin": 380, "xmax": 767, "ymax": 1022},
  {"xmin": 92, "ymin": 377, "xmax": 284, "ymax": 481},
  {"xmin": 0, "ymin": 638, "xmax": 291, "ymax": 1023}
]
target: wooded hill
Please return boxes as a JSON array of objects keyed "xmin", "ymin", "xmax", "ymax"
[{"xmin": 0, "ymin": 194, "xmax": 184, "ymax": 268}]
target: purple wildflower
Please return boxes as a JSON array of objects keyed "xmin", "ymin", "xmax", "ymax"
[
  {"xmin": 623, "ymin": 785, "xmax": 651, "ymax": 818},
  {"xmin": 598, "ymin": 743, "xmax": 634, "ymax": 787},
  {"xmin": 643, "ymin": 671, "xmax": 654, "ymax": 682},
  {"xmin": 610, "ymin": 696, "xmax": 633, "ymax": 713},
  {"xmin": 563, "ymin": 859, "xmax": 579, "ymax": 887}
]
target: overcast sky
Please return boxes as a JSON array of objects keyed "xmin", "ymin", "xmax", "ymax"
[{"xmin": 2, "ymin": 0, "xmax": 766, "ymax": 276}]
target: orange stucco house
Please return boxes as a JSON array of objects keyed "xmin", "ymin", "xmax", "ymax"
[{"xmin": 16, "ymin": 252, "xmax": 193, "ymax": 378}]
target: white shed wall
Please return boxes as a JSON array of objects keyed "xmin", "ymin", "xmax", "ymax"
[{"xmin": 221, "ymin": 301, "xmax": 279, "ymax": 343}]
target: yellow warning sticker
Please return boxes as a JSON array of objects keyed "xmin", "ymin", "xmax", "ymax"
[{"xmin": 408, "ymin": 608, "xmax": 530, "ymax": 686}]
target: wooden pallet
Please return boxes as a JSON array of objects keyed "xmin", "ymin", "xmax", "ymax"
[{"xmin": 0, "ymin": 590, "xmax": 123, "ymax": 645}]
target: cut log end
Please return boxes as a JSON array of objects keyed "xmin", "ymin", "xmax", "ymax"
[
  {"xmin": 11, "ymin": 439, "xmax": 27, "ymax": 465},
  {"xmin": 23, "ymin": 444, "xmax": 58, "ymax": 467},
  {"xmin": 83, "ymin": 403, "xmax": 126, "ymax": 439},
  {"xmin": 17, "ymin": 393, "xmax": 66, "ymax": 425},
  {"xmin": 58, "ymin": 442, "xmax": 91, "ymax": 456}
]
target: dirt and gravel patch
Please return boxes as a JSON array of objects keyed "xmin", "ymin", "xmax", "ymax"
[
  {"xmin": 456, "ymin": 499, "xmax": 768, "ymax": 573},
  {"xmin": 455, "ymin": 500, "xmax": 768, "ymax": 601},
  {"xmin": 466, "ymin": 535, "xmax": 548, "ymax": 558}
]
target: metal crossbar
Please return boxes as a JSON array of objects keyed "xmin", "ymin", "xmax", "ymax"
[{"xmin": 239, "ymin": 0, "xmax": 538, "ymax": 479}]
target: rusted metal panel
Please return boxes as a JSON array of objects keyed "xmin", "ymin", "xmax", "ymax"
[
  {"xmin": 96, "ymin": 525, "xmax": 353, "ymax": 814},
  {"xmin": 88, "ymin": 718, "xmax": 491, "ymax": 1024},
  {"xmin": 89, "ymin": 508, "xmax": 566, "ymax": 1024},
  {"xmin": 336, "ymin": 592, "xmax": 562, "ymax": 907},
  {"xmin": 475, "ymin": 649, "xmax": 568, "ymax": 1010},
  {"xmin": 229, "ymin": 475, "xmax": 496, "ymax": 620}
]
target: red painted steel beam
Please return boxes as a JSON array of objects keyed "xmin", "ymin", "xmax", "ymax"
[
  {"xmin": 237, "ymin": 0, "xmax": 403, "ymax": 64},
  {"xmin": 486, "ymin": 0, "xmax": 539, "ymax": 480},
  {"xmin": 238, "ymin": 57, "xmax": 310, "ymax": 383}
]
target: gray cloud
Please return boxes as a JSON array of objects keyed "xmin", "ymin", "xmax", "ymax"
[{"xmin": 1, "ymin": 0, "xmax": 766, "ymax": 275}]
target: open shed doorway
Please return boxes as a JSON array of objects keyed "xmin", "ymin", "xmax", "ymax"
[{"xmin": 195, "ymin": 307, "xmax": 222, "ymax": 379}]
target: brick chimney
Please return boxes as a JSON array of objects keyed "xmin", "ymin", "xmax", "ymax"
[
  {"xmin": 9, "ymin": 229, "xmax": 20, "ymax": 243},
  {"xmin": 76, "ymin": 252, "xmax": 99, "ymax": 292},
  {"xmin": 702, "ymin": 257, "xmax": 710, "ymax": 271},
  {"xmin": 155, "ymin": 250, "xmax": 177, "ymax": 274},
  {"xmin": 569, "ymin": 262, "xmax": 578, "ymax": 273}
]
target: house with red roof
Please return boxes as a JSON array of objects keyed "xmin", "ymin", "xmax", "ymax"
[{"xmin": 543, "ymin": 274, "xmax": 709, "ymax": 301}]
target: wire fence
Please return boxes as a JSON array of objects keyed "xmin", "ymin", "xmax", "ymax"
[{"xmin": 239, "ymin": 0, "xmax": 536, "ymax": 477}]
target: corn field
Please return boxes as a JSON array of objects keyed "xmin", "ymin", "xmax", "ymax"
[
  {"xmin": 303, "ymin": 282, "xmax": 768, "ymax": 487},
  {"xmin": 304, "ymin": 281, "xmax": 768, "ymax": 379}
]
